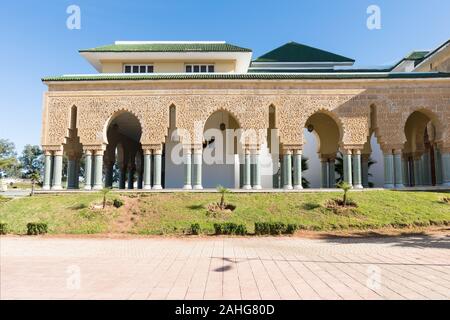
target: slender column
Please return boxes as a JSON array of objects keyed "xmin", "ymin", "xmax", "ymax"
[
  {"xmin": 153, "ymin": 148, "xmax": 163, "ymax": 189},
  {"xmin": 283, "ymin": 149, "xmax": 293, "ymax": 190},
  {"xmin": 413, "ymin": 155, "xmax": 422, "ymax": 186},
  {"xmin": 402, "ymin": 156, "xmax": 409, "ymax": 187},
  {"xmin": 328, "ymin": 157, "xmax": 336, "ymax": 188},
  {"xmin": 127, "ymin": 165, "xmax": 134, "ymax": 189},
  {"xmin": 74, "ymin": 159, "xmax": 80, "ymax": 189},
  {"xmin": 93, "ymin": 150, "xmax": 104, "ymax": 190},
  {"xmin": 251, "ymin": 149, "xmax": 262, "ymax": 190},
  {"xmin": 422, "ymin": 152, "xmax": 431, "ymax": 186},
  {"xmin": 239, "ymin": 154, "xmax": 244, "ymax": 188},
  {"xmin": 352, "ymin": 150, "xmax": 363, "ymax": 189},
  {"xmin": 383, "ymin": 151, "xmax": 395, "ymax": 189},
  {"xmin": 51, "ymin": 150, "xmax": 63, "ymax": 190},
  {"xmin": 104, "ymin": 162, "xmax": 113, "ymax": 188},
  {"xmin": 320, "ymin": 158, "xmax": 329, "ymax": 188},
  {"xmin": 342, "ymin": 150, "xmax": 353, "ymax": 186},
  {"xmin": 361, "ymin": 154, "xmax": 370, "ymax": 188},
  {"xmin": 143, "ymin": 149, "xmax": 152, "ymax": 190},
  {"xmin": 43, "ymin": 151, "xmax": 52, "ymax": 190},
  {"xmin": 119, "ymin": 165, "xmax": 126, "ymax": 189},
  {"xmin": 435, "ymin": 148, "xmax": 443, "ymax": 185},
  {"xmin": 242, "ymin": 149, "xmax": 252, "ymax": 190},
  {"xmin": 442, "ymin": 151, "xmax": 450, "ymax": 187},
  {"xmin": 293, "ymin": 149, "xmax": 303, "ymax": 190},
  {"xmin": 84, "ymin": 151, "xmax": 93, "ymax": 190},
  {"xmin": 183, "ymin": 147, "xmax": 192, "ymax": 190},
  {"xmin": 393, "ymin": 149, "xmax": 404, "ymax": 189},
  {"xmin": 67, "ymin": 157, "xmax": 77, "ymax": 189},
  {"xmin": 192, "ymin": 147, "xmax": 203, "ymax": 190}
]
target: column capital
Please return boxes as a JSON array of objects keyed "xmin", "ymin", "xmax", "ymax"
[
  {"xmin": 94, "ymin": 150, "xmax": 104, "ymax": 156},
  {"xmin": 393, "ymin": 149, "xmax": 403, "ymax": 155},
  {"xmin": 282, "ymin": 148, "xmax": 292, "ymax": 155},
  {"xmin": 54, "ymin": 150, "xmax": 63, "ymax": 156},
  {"xmin": 293, "ymin": 149, "xmax": 303, "ymax": 155},
  {"xmin": 143, "ymin": 148, "xmax": 152, "ymax": 155},
  {"xmin": 84, "ymin": 150, "xmax": 93, "ymax": 156},
  {"xmin": 44, "ymin": 150, "xmax": 53, "ymax": 156},
  {"xmin": 153, "ymin": 148, "xmax": 163, "ymax": 155}
]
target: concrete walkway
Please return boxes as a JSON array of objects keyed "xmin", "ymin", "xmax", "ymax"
[{"xmin": 1, "ymin": 235, "xmax": 449, "ymax": 300}]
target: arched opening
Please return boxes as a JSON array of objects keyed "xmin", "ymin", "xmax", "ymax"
[
  {"xmin": 302, "ymin": 111, "xmax": 341, "ymax": 188},
  {"xmin": 403, "ymin": 110, "xmax": 441, "ymax": 186},
  {"xmin": 104, "ymin": 111, "xmax": 143, "ymax": 189},
  {"xmin": 202, "ymin": 109, "xmax": 241, "ymax": 188},
  {"xmin": 63, "ymin": 105, "xmax": 83, "ymax": 189}
]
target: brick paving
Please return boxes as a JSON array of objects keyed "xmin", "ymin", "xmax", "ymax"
[{"xmin": 1, "ymin": 235, "xmax": 449, "ymax": 300}]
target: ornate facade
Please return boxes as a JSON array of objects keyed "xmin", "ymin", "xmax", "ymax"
[{"xmin": 41, "ymin": 40, "xmax": 450, "ymax": 190}]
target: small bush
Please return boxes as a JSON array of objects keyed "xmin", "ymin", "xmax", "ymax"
[
  {"xmin": 255, "ymin": 222, "xmax": 297, "ymax": 235},
  {"xmin": 27, "ymin": 223, "xmax": 48, "ymax": 235},
  {"xmin": 214, "ymin": 223, "xmax": 247, "ymax": 235},
  {"xmin": 286, "ymin": 224, "xmax": 298, "ymax": 234},
  {"xmin": 190, "ymin": 223, "xmax": 201, "ymax": 235},
  {"xmin": 113, "ymin": 199, "xmax": 124, "ymax": 208},
  {"xmin": 0, "ymin": 223, "xmax": 7, "ymax": 235}
]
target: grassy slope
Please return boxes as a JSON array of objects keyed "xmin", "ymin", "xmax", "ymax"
[{"xmin": 0, "ymin": 191, "xmax": 449, "ymax": 235}]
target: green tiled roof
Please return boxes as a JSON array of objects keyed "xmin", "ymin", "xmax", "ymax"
[
  {"xmin": 42, "ymin": 72, "xmax": 450, "ymax": 82},
  {"xmin": 404, "ymin": 51, "xmax": 429, "ymax": 60},
  {"xmin": 253, "ymin": 42, "xmax": 354, "ymax": 63},
  {"xmin": 80, "ymin": 42, "xmax": 252, "ymax": 53}
]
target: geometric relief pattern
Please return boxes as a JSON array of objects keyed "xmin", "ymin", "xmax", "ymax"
[{"xmin": 42, "ymin": 84, "xmax": 450, "ymax": 153}]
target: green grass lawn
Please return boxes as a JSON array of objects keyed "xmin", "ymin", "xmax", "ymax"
[{"xmin": 0, "ymin": 191, "xmax": 449, "ymax": 235}]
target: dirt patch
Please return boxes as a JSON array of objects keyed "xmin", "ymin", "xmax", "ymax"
[
  {"xmin": 206, "ymin": 202, "xmax": 236, "ymax": 218},
  {"xmin": 324, "ymin": 198, "xmax": 358, "ymax": 215},
  {"xmin": 109, "ymin": 196, "xmax": 141, "ymax": 233}
]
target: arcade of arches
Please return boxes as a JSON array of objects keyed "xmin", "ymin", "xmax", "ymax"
[{"xmin": 41, "ymin": 80, "xmax": 450, "ymax": 191}]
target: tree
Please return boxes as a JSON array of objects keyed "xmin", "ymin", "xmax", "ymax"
[
  {"xmin": 216, "ymin": 185, "xmax": 230, "ymax": 210},
  {"xmin": 337, "ymin": 181, "xmax": 352, "ymax": 206},
  {"xmin": 19, "ymin": 145, "xmax": 43, "ymax": 178},
  {"xmin": 29, "ymin": 170, "xmax": 40, "ymax": 196},
  {"xmin": 0, "ymin": 139, "xmax": 19, "ymax": 178},
  {"xmin": 100, "ymin": 188, "xmax": 111, "ymax": 209}
]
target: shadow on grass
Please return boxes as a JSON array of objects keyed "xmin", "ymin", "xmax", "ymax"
[
  {"xmin": 302, "ymin": 202, "xmax": 321, "ymax": 210},
  {"xmin": 186, "ymin": 204, "xmax": 204, "ymax": 210}
]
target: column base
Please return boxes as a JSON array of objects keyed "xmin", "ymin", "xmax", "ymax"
[
  {"xmin": 51, "ymin": 186, "xmax": 63, "ymax": 191},
  {"xmin": 42, "ymin": 185, "xmax": 51, "ymax": 191},
  {"xmin": 383, "ymin": 184, "xmax": 395, "ymax": 189},
  {"xmin": 353, "ymin": 184, "xmax": 364, "ymax": 189},
  {"xmin": 440, "ymin": 182, "xmax": 450, "ymax": 187},
  {"xmin": 143, "ymin": 185, "xmax": 151, "ymax": 190},
  {"xmin": 84, "ymin": 186, "xmax": 92, "ymax": 191},
  {"xmin": 283, "ymin": 185, "xmax": 293, "ymax": 190},
  {"xmin": 242, "ymin": 185, "xmax": 252, "ymax": 190},
  {"xmin": 153, "ymin": 185, "xmax": 162, "ymax": 190},
  {"xmin": 252, "ymin": 185, "xmax": 262, "ymax": 190},
  {"xmin": 92, "ymin": 185, "xmax": 103, "ymax": 191},
  {"xmin": 395, "ymin": 184, "xmax": 405, "ymax": 189},
  {"xmin": 193, "ymin": 185, "xmax": 203, "ymax": 190},
  {"xmin": 293, "ymin": 185, "xmax": 303, "ymax": 190},
  {"xmin": 183, "ymin": 185, "xmax": 192, "ymax": 190}
]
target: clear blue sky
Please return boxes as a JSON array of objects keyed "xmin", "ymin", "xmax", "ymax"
[{"xmin": 1, "ymin": 0, "xmax": 449, "ymax": 153}]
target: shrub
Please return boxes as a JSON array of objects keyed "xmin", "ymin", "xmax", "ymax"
[
  {"xmin": 0, "ymin": 223, "xmax": 7, "ymax": 235},
  {"xmin": 286, "ymin": 224, "xmax": 298, "ymax": 234},
  {"xmin": 214, "ymin": 223, "xmax": 247, "ymax": 235},
  {"xmin": 113, "ymin": 198, "xmax": 124, "ymax": 208},
  {"xmin": 27, "ymin": 223, "xmax": 48, "ymax": 235},
  {"xmin": 190, "ymin": 223, "xmax": 201, "ymax": 235},
  {"xmin": 255, "ymin": 222, "xmax": 297, "ymax": 235}
]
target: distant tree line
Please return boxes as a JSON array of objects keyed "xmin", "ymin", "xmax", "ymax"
[{"xmin": 0, "ymin": 139, "xmax": 44, "ymax": 181}]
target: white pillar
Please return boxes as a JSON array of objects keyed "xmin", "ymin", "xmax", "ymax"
[
  {"xmin": 93, "ymin": 150, "xmax": 104, "ymax": 190},
  {"xmin": 43, "ymin": 151, "xmax": 52, "ymax": 190},
  {"xmin": 143, "ymin": 149, "xmax": 152, "ymax": 190},
  {"xmin": 51, "ymin": 151, "xmax": 63, "ymax": 190},
  {"xmin": 192, "ymin": 147, "xmax": 203, "ymax": 190}
]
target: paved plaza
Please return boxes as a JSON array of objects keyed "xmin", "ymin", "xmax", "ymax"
[{"xmin": 1, "ymin": 235, "xmax": 449, "ymax": 300}]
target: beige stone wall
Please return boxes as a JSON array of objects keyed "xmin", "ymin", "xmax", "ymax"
[{"xmin": 41, "ymin": 79, "xmax": 450, "ymax": 153}]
